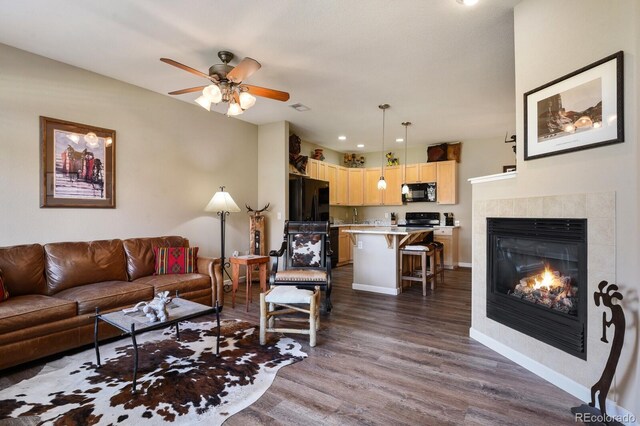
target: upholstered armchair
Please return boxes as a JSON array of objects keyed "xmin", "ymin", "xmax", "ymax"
[{"xmin": 268, "ymin": 221, "xmax": 332, "ymax": 312}]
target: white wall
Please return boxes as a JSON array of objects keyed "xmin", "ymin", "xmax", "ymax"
[
  {"xmin": 473, "ymin": 0, "xmax": 639, "ymax": 417},
  {"xmin": 0, "ymin": 43, "xmax": 258, "ymax": 258},
  {"xmin": 258, "ymin": 121, "xmax": 289, "ymax": 253}
]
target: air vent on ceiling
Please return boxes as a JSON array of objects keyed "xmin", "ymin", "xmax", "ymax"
[{"xmin": 290, "ymin": 103, "xmax": 311, "ymax": 112}]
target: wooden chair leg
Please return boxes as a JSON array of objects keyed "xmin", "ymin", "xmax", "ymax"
[
  {"xmin": 421, "ymin": 252, "xmax": 427, "ymax": 296},
  {"xmin": 309, "ymin": 290, "xmax": 317, "ymax": 347},
  {"xmin": 259, "ymin": 292, "xmax": 267, "ymax": 345}
]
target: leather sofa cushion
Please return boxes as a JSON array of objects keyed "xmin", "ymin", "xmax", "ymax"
[
  {"xmin": 44, "ymin": 240, "xmax": 128, "ymax": 294},
  {"xmin": 0, "ymin": 244, "xmax": 47, "ymax": 296},
  {"xmin": 0, "ymin": 294, "xmax": 76, "ymax": 334},
  {"xmin": 55, "ymin": 280, "xmax": 154, "ymax": 315},
  {"xmin": 123, "ymin": 236, "xmax": 188, "ymax": 281},
  {"xmin": 134, "ymin": 273, "xmax": 210, "ymax": 296}
]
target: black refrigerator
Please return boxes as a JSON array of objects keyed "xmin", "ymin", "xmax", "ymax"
[{"xmin": 289, "ymin": 176, "xmax": 330, "ymax": 221}]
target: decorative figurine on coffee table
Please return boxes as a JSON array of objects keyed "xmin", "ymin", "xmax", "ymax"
[{"xmin": 134, "ymin": 291, "xmax": 173, "ymax": 323}]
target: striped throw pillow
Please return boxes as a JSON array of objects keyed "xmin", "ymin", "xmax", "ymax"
[
  {"xmin": 0, "ymin": 273, "xmax": 8, "ymax": 302},
  {"xmin": 153, "ymin": 247, "xmax": 199, "ymax": 275}
]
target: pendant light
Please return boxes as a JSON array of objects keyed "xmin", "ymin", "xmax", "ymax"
[
  {"xmin": 401, "ymin": 121, "xmax": 411, "ymax": 195},
  {"xmin": 378, "ymin": 104, "xmax": 390, "ymax": 190}
]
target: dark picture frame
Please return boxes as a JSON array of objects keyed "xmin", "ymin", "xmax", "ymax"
[
  {"xmin": 524, "ymin": 51, "xmax": 623, "ymax": 161},
  {"xmin": 40, "ymin": 116, "xmax": 116, "ymax": 208}
]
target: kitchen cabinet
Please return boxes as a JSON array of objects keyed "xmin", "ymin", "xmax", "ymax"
[
  {"xmin": 404, "ymin": 163, "xmax": 436, "ymax": 183},
  {"xmin": 347, "ymin": 168, "xmax": 364, "ymax": 206},
  {"xmin": 307, "ymin": 158, "xmax": 319, "ymax": 179},
  {"xmin": 436, "ymin": 160, "xmax": 457, "ymax": 204},
  {"xmin": 364, "ymin": 166, "xmax": 402, "ymax": 206},
  {"xmin": 317, "ymin": 161, "xmax": 327, "ymax": 181},
  {"xmin": 327, "ymin": 164, "xmax": 338, "ymax": 205},
  {"xmin": 434, "ymin": 227, "xmax": 459, "ymax": 269},
  {"xmin": 364, "ymin": 167, "xmax": 383, "ymax": 205},
  {"xmin": 338, "ymin": 226, "xmax": 352, "ymax": 266},
  {"xmin": 336, "ymin": 166, "xmax": 349, "ymax": 205},
  {"xmin": 383, "ymin": 165, "xmax": 403, "ymax": 205}
]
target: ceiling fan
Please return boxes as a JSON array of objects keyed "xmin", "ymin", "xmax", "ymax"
[{"xmin": 160, "ymin": 51, "xmax": 290, "ymax": 116}]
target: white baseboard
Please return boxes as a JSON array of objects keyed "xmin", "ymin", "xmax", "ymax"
[
  {"xmin": 352, "ymin": 283, "xmax": 400, "ymax": 295},
  {"xmin": 458, "ymin": 262, "xmax": 472, "ymax": 268},
  {"xmin": 469, "ymin": 327, "xmax": 638, "ymax": 426}
]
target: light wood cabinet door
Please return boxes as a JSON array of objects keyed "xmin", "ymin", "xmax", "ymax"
[
  {"xmin": 338, "ymin": 227, "xmax": 351, "ymax": 265},
  {"xmin": 419, "ymin": 163, "xmax": 437, "ymax": 182},
  {"xmin": 317, "ymin": 162, "xmax": 327, "ymax": 181},
  {"xmin": 336, "ymin": 166, "xmax": 349, "ymax": 205},
  {"xmin": 404, "ymin": 164, "xmax": 420, "ymax": 183},
  {"xmin": 364, "ymin": 167, "xmax": 383, "ymax": 205},
  {"xmin": 327, "ymin": 164, "xmax": 338, "ymax": 205},
  {"xmin": 434, "ymin": 227, "xmax": 459, "ymax": 269},
  {"xmin": 382, "ymin": 165, "xmax": 403, "ymax": 205},
  {"xmin": 307, "ymin": 159, "xmax": 318, "ymax": 179},
  {"xmin": 347, "ymin": 168, "xmax": 364, "ymax": 206},
  {"xmin": 436, "ymin": 160, "xmax": 457, "ymax": 204}
]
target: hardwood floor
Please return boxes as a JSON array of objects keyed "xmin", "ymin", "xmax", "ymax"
[
  {"xmin": 225, "ymin": 265, "xmax": 580, "ymax": 425},
  {"xmin": 0, "ymin": 266, "xmax": 582, "ymax": 425}
]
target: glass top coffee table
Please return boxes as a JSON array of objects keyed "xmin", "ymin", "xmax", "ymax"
[{"xmin": 93, "ymin": 297, "xmax": 220, "ymax": 392}]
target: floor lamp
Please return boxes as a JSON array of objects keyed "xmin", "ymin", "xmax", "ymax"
[{"xmin": 205, "ymin": 186, "xmax": 241, "ymax": 289}]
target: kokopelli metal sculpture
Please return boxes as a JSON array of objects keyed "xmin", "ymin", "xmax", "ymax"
[{"xmin": 589, "ymin": 280, "xmax": 625, "ymax": 420}]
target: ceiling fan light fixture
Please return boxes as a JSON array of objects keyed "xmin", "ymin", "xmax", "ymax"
[
  {"xmin": 203, "ymin": 84, "xmax": 222, "ymax": 103},
  {"xmin": 227, "ymin": 101, "xmax": 243, "ymax": 116},
  {"xmin": 239, "ymin": 90, "xmax": 256, "ymax": 109},
  {"xmin": 195, "ymin": 95, "xmax": 212, "ymax": 111}
]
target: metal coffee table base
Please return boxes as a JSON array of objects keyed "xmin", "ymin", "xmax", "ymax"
[{"xmin": 94, "ymin": 300, "xmax": 221, "ymax": 393}]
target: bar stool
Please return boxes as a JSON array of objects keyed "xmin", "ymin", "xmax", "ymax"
[
  {"xmin": 400, "ymin": 244, "xmax": 437, "ymax": 296},
  {"xmin": 431, "ymin": 241, "xmax": 445, "ymax": 285}
]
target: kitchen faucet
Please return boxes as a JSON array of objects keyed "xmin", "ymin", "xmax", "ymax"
[{"xmin": 353, "ymin": 208, "xmax": 358, "ymax": 224}]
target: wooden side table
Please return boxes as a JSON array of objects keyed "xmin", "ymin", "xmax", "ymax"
[{"xmin": 229, "ymin": 255, "xmax": 270, "ymax": 311}]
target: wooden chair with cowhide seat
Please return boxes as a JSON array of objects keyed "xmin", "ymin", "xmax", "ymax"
[{"xmin": 267, "ymin": 221, "xmax": 332, "ymax": 313}]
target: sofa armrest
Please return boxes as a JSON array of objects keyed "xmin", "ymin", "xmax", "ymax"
[{"xmin": 197, "ymin": 256, "xmax": 224, "ymax": 308}]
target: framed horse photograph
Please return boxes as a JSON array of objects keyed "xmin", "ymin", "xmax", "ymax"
[{"xmin": 40, "ymin": 117, "xmax": 116, "ymax": 208}]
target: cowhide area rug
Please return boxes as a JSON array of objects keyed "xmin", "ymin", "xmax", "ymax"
[{"xmin": 0, "ymin": 320, "xmax": 306, "ymax": 425}]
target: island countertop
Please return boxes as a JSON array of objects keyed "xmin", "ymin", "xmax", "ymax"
[{"xmin": 343, "ymin": 226, "xmax": 432, "ymax": 248}]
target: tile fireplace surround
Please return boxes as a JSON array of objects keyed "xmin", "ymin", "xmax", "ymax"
[{"xmin": 471, "ymin": 191, "xmax": 620, "ymax": 406}]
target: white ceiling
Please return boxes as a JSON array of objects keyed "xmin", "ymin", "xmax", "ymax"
[{"xmin": 0, "ymin": 0, "xmax": 519, "ymax": 152}]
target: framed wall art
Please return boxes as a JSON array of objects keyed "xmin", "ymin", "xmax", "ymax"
[
  {"xmin": 40, "ymin": 116, "xmax": 116, "ymax": 208},
  {"xmin": 524, "ymin": 51, "xmax": 623, "ymax": 161}
]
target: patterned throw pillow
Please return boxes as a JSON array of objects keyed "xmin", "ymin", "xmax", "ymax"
[
  {"xmin": 153, "ymin": 247, "xmax": 199, "ymax": 275},
  {"xmin": 291, "ymin": 234, "xmax": 322, "ymax": 267},
  {"xmin": 0, "ymin": 272, "xmax": 9, "ymax": 302}
]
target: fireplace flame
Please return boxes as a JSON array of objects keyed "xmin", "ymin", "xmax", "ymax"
[{"xmin": 534, "ymin": 268, "xmax": 557, "ymax": 290}]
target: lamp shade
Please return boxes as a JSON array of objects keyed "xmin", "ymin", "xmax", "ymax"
[
  {"xmin": 377, "ymin": 176, "xmax": 387, "ymax": 190},
  {"xmin": 205, "ymin": 189, "xmax": 241, "ymax": 213},
  {"xmin": 227, "ymin": 102, "xmax": 244, "ymax": 116},
  {"xmin": 203, "ymin": 84, "xmax": 222, "ymax": 103},
  {"xmin": 195, "ymin": 95, "xmax": 212, "ymax": 111},
  {"xmin": 239, "ymin": 91, "xmax": 256, "ymax": 109}
]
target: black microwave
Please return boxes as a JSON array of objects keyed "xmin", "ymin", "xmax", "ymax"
[{"xmin": 402, "ymin": 182, "xmax": 437, "ymax": 203}]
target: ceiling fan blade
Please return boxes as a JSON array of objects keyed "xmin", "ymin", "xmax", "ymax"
[
  {"xmin": 168, "ymin": 86, "xmax": 207, "ymax": 95},
  {"xmin": 160, "ymin": 58, "xmax": 213, "ymax": 81},
  {"xmin": 226, "ymin": 57, "xmax": 261, "ymax": 83},
  {"xmin": 243, "ymin": 85, "xmax": 290, "ymax": 102}
]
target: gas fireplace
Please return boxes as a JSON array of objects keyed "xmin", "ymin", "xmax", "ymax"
[{"xmin": 486, "ymin": 218, "xmax": 587, "ymax": 359}]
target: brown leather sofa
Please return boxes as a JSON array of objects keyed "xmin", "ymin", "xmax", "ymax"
[{"xmin": 0, "ymin": 236, "xmax": 222, "ymax": 370}]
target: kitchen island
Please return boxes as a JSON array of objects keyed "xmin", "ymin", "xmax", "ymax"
[{"xmin": 342, "ymin": 226, "xmax": 433, "ymax": 295}]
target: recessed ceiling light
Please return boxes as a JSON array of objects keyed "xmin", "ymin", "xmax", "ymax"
[
  {"xmin": 456, "ymin": 0, "xmax": 478, "ymax": 5},
  {"xmin": 338, "ymin": 135, "xmax": 347, "ymax": 140},
  {"xmin": 396, "ymin": 138, "xmax": 404, "ymax": 143},
  {"xmin": 356, "ymin": 144, "xmax": 365, "ymax": 148}
]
